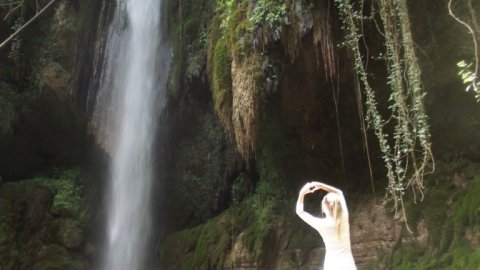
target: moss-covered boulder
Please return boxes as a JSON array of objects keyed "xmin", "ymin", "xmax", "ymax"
[{"xmin": 0, "ymin": 169, "xmax": 90, "ymax": 270}]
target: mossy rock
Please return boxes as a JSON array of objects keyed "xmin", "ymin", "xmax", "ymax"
[
  {"xmin": 160, "ymin": 214, "xmax": 233, "ymax": 270},
  {"xmin": 212, "ymin": 37, "xmax": 232, "ymax": 116},
  {"xmin": 19, "ymin": 169, "xmax": 84, "ymax": 217},
  {"xmin": 33, "ymin": 244, "xmax": 85, "ymax": 270},
  {"xmin": 55, "ymin": 218, "xmax": 84, "ymax": 249},
  {"xmin": 386, "ymin": 159, "xmax": 480, "ymax": 270},
  {"xmin": 0, "ymin": 170, "xmax": 88, "ymax": 269}
]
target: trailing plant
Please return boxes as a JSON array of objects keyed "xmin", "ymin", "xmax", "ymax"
[
  {"xmin": 334, "ymin": 0, "xmax": 434, "ymax": 227},
  {"xmin": 457, "ymin": 60, "xmax": 480, "ymax": 101},
  {"xmin": 0, "ymin": 0, "xmax": 59, "ymax": 50},
  {"xmin": 8, "ymin": 12, "xmax": 24, "ymax": 63},
  {"xmin": 448, "ymin": 0, "xmax": 480, "ymax": 101}
]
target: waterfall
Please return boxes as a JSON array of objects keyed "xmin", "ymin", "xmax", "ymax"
[{"xmin": 90, "ymin": 0, "xmax": 170, "ymax": 269}]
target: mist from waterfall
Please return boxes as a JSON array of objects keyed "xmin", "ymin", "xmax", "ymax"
[{"xmin": 90, "ymin": 0, "xmax": 169, "ymax": 269}]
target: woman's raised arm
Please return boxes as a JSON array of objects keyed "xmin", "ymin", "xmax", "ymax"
[
  {"xmin": 310, "ymin": 181, "xmax": 342, "ymax": 194},
  {"xmin": 296, "ymin": 183, "xmax": 322, "ymax": 229}
]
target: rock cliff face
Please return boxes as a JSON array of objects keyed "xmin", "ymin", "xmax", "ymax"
[
  {"xmin": 157, "ymin": 0, "xmax": 480, "ymax": 269},
  {"xmin": 158, "ymin": 159, "xmax": 480, "ymax": 270},
  {"xmin": 159, "ymin": 198, "xmax": 423, "ymax": 270},
  {"xmin": 0, "ymin": 0, "xmax": 103, "ymax": 180}
]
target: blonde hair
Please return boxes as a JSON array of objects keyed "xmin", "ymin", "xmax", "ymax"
[{"xmin": 322, "ymin": 193, "xmax": 343, "ymax": 239}]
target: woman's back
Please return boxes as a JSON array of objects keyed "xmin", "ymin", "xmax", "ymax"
[
  {"xmin": 315, "ymin": 216, "xmax": 351, "ymax": 252},
  {"xmin": 295, "ymin": 182, "xmax": 357, "ymax": 270},
  {"xmin": 314, "ymin": 216, "xmax": 355, "ymax": 270}
]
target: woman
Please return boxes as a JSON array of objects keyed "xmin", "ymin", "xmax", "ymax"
[{"xmin": 296, "ymin": 181, "xmax": 357, "ymax": 270}]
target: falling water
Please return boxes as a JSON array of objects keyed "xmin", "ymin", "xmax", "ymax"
[{"xmin": 90, "ymin": 0, "xmax": 169, "ymax": 269}]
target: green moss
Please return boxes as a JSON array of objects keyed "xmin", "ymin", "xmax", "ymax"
[
  {"xmin": 212, "ymin": 37, "xmax": 232, "ymax": 114},
  {"xmin": 18, "ymin": 169, "xmax": 83, "ymax": 216},
  {"xmin": 387, "ymin": 159, "xmax": 480, "ymax": 270},
  {"xmin": 161, "ymin": 180, "xmax": 286, "ymax": 269},
  {"xmin": 161, "ymin": 188, "xmax": 284, "ymax": 268},
  {"xmin": 160, "ymin": 214, "xmax": 233, "ymax": 270},
  {"xmin": 184, "ymin": 16, "xmax": 200, "ymax": 36},
  {"xmin": 225, "ymin": 3, "xmax": 251, "ymax": 59}
]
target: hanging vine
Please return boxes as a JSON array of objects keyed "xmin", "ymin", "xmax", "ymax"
[
  {"xmin": 334, "ymin": 0, "xmax": 434, "ymax": 223},
  {"xmin": 448, "ymin": 0, "xmax": 480, "ymax": 100}
]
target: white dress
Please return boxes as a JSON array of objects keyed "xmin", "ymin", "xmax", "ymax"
[{"xmin": 296, "ymin": 193, "xmax": 357, "ymax": 270}]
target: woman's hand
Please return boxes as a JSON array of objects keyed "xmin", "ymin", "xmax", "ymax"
[
  {"xmin": 301, "ymin": 182, "xmax": 320, "ymax": 194},
  {"xmin": 309, "ymin": 181, "xmax": 342, "ymax": 194},
  {"xmin": 310, "ymin": 185, "xmax": 321, "ymax": 193}
]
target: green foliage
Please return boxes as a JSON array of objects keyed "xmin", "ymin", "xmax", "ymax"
[
  {"xmin": 219, "ymin": 0, "xmax": 289, "ymax": 32},
  {"xmin": 448, "ymin": 0, "xmax": 480, "ymax": 103},
  {"xmin": 216, "ymin": 0, "xmax": 235, "ymax": 30},
  {"xmin": 248, "ymin": 0, "xmax": 288, "ymax": 30},
  {"xmin": 334, "ymin": 0, "xmax": 433, "ymax": 216},
  {"xmin": 242, "ymin": 180, "xmax": 283, "ymax": 259},
  {"xmin": 214, "ymin": 0, "xmax": 289, "ymax": 54},
  {"xmin": 19, "ymin": 169, "xmax": 84, "ymax": 216},
  {"xmin": 457, "ymin": 60, "xmax": 480, "ymax": 101}
]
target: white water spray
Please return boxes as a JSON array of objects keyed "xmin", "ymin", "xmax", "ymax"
[{"xmin": 91, "ymin": 0, "xmax": 169, "ymax": 269}]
